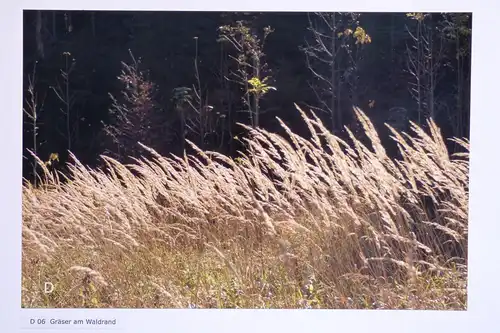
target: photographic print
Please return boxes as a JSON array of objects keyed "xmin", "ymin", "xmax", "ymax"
[{"xmin": 21, "ymin": 11, "xmax": 470, "ymax": 309}]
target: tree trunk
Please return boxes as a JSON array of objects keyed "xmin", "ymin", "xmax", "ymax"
[
  {"xmin": 253, "ymin": 57, "xmax": 260, "ymax": 128},
  {"xmin": 456, "ymin": 30, "xmax": 463, "ymax": 138},
  {"xmin": 65, "ymin": 55, "xmax": 71, "ymax": 151},
  {"xmin": 330, "ymin": 13, "xmax": 337, "ymax": 132},
  {"xmin": 390, "ymin": 13, "xmax": 395, "ymax": 65},
  {"xmin": 91, "ymin": 13, "xmax": 96, "ymax": 37},
  {"xmin": 35, "ymin": 11, "xmax": 44, "ymax": 59},
  {"xmin": 52, "ymin": 11, "xmax": 57, "ymax": 41},
  {"xmin": 180, "ymin": 110, "xmax": 186, "ymax": 153},
  {"xmin": 417, "ymin": 20, "xmax": 422, "ymax": 124},
  {"xmin": 428, "ymin": 16, "xmax": 435, "ymax": 119}
]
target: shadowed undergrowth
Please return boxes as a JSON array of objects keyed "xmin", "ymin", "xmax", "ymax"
[{"xmin": 22, "ymin": 106, "xmax": 468, "ymax": 309}]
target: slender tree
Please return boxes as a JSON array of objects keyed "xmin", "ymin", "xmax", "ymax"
[
  {"xmin": 405, "ymin": 13, "xmax": 446, "ymax": 123},
  {"xmin": 218, "ymin": 21, "xmax": 275, "ymax": 128},
  {"xmin": 23, "ymin": 63, "xmax": 46, "ymax": 185},
  {"xmin": 302, "ymin": 12, "xmax": 372, "ymax": 133},
  {"xmin": 441, "ymin": 13, "xmax": 471, "ymax": 139},
  {"xmin": 35, "ymin": 11, "xmax": 44, "ymax": 59},
  {"xmin": 103, "ymin": 50, "xmax": 164, "ymax": 160},
  {"xmin": 51, "ymin": 52, "xmax": 76, "ymax": 152}
]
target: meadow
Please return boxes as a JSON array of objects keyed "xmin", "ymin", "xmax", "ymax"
[{"xmin": 21, "ymin": 106, "xmax": 468, "ymax": 309}]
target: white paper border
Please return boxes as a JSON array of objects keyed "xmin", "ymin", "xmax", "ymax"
[{"xmin": 1, "ymin": 1, "xmax": 498, "ymax": 332}]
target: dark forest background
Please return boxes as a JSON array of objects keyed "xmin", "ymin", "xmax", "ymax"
[{"xmin": 22, "ymin": 11, "xmax": 472, "ymax": 182}]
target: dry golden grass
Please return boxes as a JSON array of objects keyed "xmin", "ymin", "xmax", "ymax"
[{"xmin": 21, "ymin": 106, "xmax": 468, "ymax": 309}]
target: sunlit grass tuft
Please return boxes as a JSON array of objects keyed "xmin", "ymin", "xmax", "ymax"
[{"xmin": 22, "ymin": 106, "xmax": 468, "ymax": 309}]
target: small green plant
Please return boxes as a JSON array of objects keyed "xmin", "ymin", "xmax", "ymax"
[
  {"xmin": 247, "ymin": 76, "xmax": 276, "ymax": 96},
  {"xmin": 353, "ymin": 26, "xmax": 372, "ymax": 44},
  {"xmin": 44, "ymin": 153, "xmax": 59, "ymax": 167}
]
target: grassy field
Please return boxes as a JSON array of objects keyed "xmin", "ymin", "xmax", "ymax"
[{"xmin": 21, "ymin": 107, "xmax": 468, "ymax": 309}]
